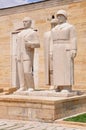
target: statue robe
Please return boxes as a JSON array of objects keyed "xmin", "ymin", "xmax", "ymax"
[
  {"xmin": 51, "ymin": 22, "xmax": 77, "ymax": 86},
  {"xmin": 44, "ymin": 31, "xmax": 53, "ymax": 85}
]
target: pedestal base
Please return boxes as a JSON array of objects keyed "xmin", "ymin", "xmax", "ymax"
[
  {"xmin": 0, "ymin": 94, "xmax": 86, "ymax": 122},
  {"xmin": 14, "ymin": 90, "xmax": 78, "ymax": 97}
]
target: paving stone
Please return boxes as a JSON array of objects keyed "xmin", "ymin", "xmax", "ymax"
[
  {"xmin": 6, "ymin": 124, "xmax": 25, "ymax": 130},
  {"xmin": 0, "ymin": 122, "xmax": 7, "ymax": 126},
  {"xmin": 30, "ymin": 125, "xmax": 47, "ymax": 130},
  {"xmin": 12, "ymin": 123, "xmax": 42, "ymax": 130},
  {"xmin": 54, "ymin": 127, "xmax": 66, "ymax": 130},
  {"xmin": 13, "ymin": 125, "xmax": 36, "ymax": 130},
  {"xmin": 46, "ymin": 126, "xmax": 59, "ymax": 130},
  {"xmin": 64, "ymin": 128, "xmax": 76, "ymax": 130},
  {"xmin": 0, "ymin": 123, "xmax": 17, "ymax": 129},
  {"xmin": 0, "ymin": 120, "xmax": 84, "ymax": 130}
]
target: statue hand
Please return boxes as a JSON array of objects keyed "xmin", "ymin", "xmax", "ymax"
[
  {"xmin": 71, "ymin": 50, "xmax": 77, "ymax": 58},
  {"xmin": 14, "ymin": 55, "xmax": 17, "ymax": 60},
  {"xmin": 26, "ymin": 47, "xmax": 33, "ymax": 51},
  {"xmin": 30, "ymin": 44, "xmax": 34, "ymax": 48},
  {"xmin": 25, "ymin": 42, "xmax": 31, "ymax": 48}
]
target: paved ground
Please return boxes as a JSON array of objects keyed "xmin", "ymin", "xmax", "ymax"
[{"xmin": 0, "ymin": 119, "xmax": 85, "ymax": 130}]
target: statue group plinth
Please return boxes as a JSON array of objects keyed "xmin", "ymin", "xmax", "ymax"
[{"xmin": 12, "ymin": 10, "xmax": 77, "ymax": 96}]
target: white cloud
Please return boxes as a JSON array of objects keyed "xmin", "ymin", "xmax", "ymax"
[
  {"xmin": 0, "ymin": 0, "xmax": 43, "ymax": 9},
  {"xmin": 0, "ymin": 0, "xmax": 27, "ymax": 9}
]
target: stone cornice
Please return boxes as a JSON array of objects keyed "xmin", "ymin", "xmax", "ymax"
[{"xmin": 0, "ymin": 0, "xmax": 83, "ymax": 16}]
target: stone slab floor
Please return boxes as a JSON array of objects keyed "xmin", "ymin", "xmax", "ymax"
[{"xmin": 0, "ymin": 119, "xmax": 85, "ymax": 130}]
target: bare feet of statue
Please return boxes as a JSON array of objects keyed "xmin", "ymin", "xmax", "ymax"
[
  {"xmin": 61, "ymin": 89, "xmax": 70, "ymax": 93},
  {"xmin": 16, "ymin": 88, "xmax": 26, "ymax": 92},
  {"xmin": 49, "ymin": 86, "xmax": 55, "ymax": 90},
  {"xmin": 60, "ymin": 86, "xmax": 72, "ymax": 93},
  {"xmin": 27, "ymin": 88, "xmax": 34, "ymax": 92},
  {"xmin": 55, "ymin": 86, "xmax": 63, "ymax": 92}
]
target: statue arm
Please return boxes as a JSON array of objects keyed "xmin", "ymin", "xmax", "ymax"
[
  {"xmin": 70, "ymin": 26, "xmax": 77, "ymax": 58},
  {"xmin": 16, "ymin": 36, "xmax": 21, "ymax": 61},
  {"xmin": 25, "ymin": 31, "xmax": 40, "ymax": 48}
]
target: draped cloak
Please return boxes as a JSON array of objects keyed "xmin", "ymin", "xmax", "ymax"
[
  {"xmin": 44, "ymin": 31, "xmax": 53, "ymax": 85},
  {"xmin": 16, "ymin": 28, "xmax": 40, "ymax": 88}
]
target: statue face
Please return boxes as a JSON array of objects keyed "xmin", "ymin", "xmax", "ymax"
[
  {"xmin": 23, "ymin": 20, "xmax": 31, "ymax": 28},
  {"xmin": 57, "ymin": 14, "xmax": 66, "ymax": 24}
]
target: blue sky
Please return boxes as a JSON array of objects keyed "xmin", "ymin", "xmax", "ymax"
[{"xmin": 0, "ymin": 0, "xmax": 44, "ymax": 9}]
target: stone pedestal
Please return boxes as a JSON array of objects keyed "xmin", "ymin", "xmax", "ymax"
[
  {"xmin": 14, "ymin": 90, "xmax": 78, "ymax": 97},
  {"xmin": 0, "ymin": 94, "xmax": 85, "ymax": 122},
  {"xmin": 0, "ymin": 88, "xmax": 3, "ymax": 93}
]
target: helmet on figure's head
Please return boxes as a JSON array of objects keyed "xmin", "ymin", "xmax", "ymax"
[{"xmin": 56, "ymin": 10, "xmax": 67, "ymax": 19}]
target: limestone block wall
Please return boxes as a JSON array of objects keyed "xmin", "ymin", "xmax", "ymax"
[{"xmin": 0, "ymin": 0, "xmax": 86, "ymax": 90}]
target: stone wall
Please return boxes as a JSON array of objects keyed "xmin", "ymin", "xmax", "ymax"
[{"xmin": 0, "ymin": 0, "xmax": 86, "ymax": 90}]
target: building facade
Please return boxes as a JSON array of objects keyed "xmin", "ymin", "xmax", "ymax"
[{"xmin": 0, "ymin": 0, "xmax": 86, "ymax": 90}]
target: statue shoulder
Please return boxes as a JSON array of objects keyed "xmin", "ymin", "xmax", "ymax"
[
  {"xmin": 27, "ymin": 28, "xmax": 34, "ymax": 32},
  {"xmin": 25, "ymin": 28, "xmax": 37, "ymax": 36},
  {"xmin": 66, "ymin": 23, "xmax": 75, "ymax": 29}
]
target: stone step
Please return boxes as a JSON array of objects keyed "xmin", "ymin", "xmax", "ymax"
[
  {"xmin": 0, "ymin": 87, "xmax": 17, "ymax": 95},
  {"xmin": 0, "ymin": 88, "xmax": 3, "ymax": 93},
  {"xmin": 5, "ymin": 124, "xmax": 24, "ymax": 130},
  {"xmin": 0, "ymin": 123, "xmax": 17, "ymax": 129},
  {"xmin": 4, "ymin": 87, "xmax": 17, "ymax": 94}
]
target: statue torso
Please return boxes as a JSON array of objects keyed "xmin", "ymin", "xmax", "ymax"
[{"xmin": 51, "ymin": 23, "xmax": 73, "ymax": 41}]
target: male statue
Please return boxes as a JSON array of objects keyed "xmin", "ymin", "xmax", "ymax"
[
  {"xmin": 16, "ymin": 17, "xmax": 40, "ymax": 92},
  {"xmin": 44, "ymin": 17, "xmax": 57, "ymax": 89},
  {"xmin": 51, "ymin": 10, "xmax": 77, "ymax": 92}
]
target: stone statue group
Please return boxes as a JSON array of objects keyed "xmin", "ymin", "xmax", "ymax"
[{"xmin": 15, "ymin": 10, "xmax": 77, "ymax": 93}]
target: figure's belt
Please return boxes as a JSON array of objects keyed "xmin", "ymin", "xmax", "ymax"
[{"xmin": 53, "ymin": 40, "xmax": 70, "ymax": 44}]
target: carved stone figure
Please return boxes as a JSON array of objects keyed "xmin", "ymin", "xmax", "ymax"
[
  {"xmin": 51, "ymin": 10, "xmax": 77, "ymax": 92},
  {"xmin": 16, "ymin": 17, "xmax": 40, "ymax": 92},
  {"xmin": 44, "ymin": 18, "xmax": 57, "ymax": 88}
]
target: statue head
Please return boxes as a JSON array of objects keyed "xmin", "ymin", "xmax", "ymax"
[
  {"xmin": 56, "ymin": 10, "xmax": 67, "ymax": 24},
  {"xmin": 23, "ymin": 17, "xmax": 32, "ymax": 29}
]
